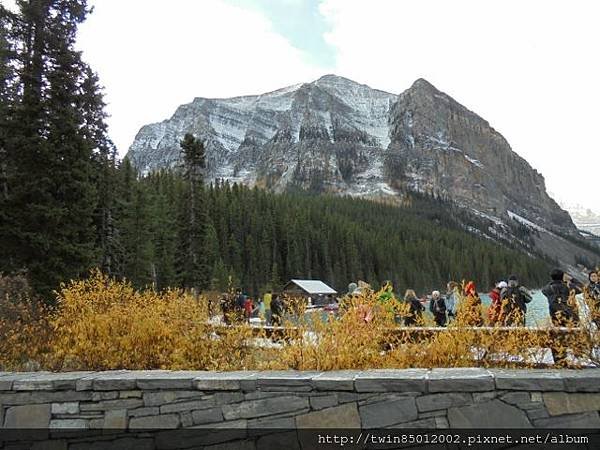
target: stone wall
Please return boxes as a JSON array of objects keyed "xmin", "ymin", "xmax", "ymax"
[{"xmin": 1, "ymin": 369, "xmax": 600, "ymax": 449}]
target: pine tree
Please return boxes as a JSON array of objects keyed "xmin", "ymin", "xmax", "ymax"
[
  {"xmin": 0, "ymin": 5, "xmax": 17, "ymax": 261},
  {"xmin": 78, "ymin": 64, "xmax": 121, "ymax": 276},
  {"xmin": 1, "ymin": 0, "xmax": 102, "ymax": 297},
  {"xmin": 0, "ymin": 0, "xmax": 50, "ymax": 281},
  {"xmin": 176, "ymin": 133, "xmax": 210, "ymax": 291},
  {"xmin": 210, "ymin": 258, "xmax": 229, "ymax": 291},
  {"xmin": 147, "ymin": 171, "xmax": 179, "ymax": 289},
  {"xmin": 116, "ymin": 158, "xmax": 153, "ymax": 287},
  {"xmin": 43, "ymin": 0, "xmax": 97, "ymax": 285}
]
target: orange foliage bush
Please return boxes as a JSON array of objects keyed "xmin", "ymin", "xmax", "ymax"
[
  {"xmin": 0, "ymin": 272, "xmax": 52, "ymax": 370},
  {"xmin": 46, "ymin": 271, "xmax": 266, "ymax": 370}
]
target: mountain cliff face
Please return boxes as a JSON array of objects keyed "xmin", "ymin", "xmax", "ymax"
[
  {"xmin": 385, "ymin": 79, "xmax": 573, "ymax": 230},
  {"xmin": 127, "ymin": 75, "xmax": 595, "ymax": 268}
]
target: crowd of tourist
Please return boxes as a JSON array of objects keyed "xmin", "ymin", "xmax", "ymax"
[{"xmin": 219, "ymin": 267, "xmax": 600, "ymax": 329}]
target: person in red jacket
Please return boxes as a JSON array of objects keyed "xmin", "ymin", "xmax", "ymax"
[
  {"xmin": 488, "ymin": 281, "xmax": 507, "ymax": 325},
  {"xmin": 460, "ymin": 281, "xmax": 484, "ymax": 326},
  {"xmin": 244, "ymin": 297, "xmax": 254, "ymax": 321}
]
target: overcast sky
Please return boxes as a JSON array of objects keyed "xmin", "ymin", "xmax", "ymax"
[{"xmin": 6, "ymin": 0, "xmax": 599, "ymax": 212}]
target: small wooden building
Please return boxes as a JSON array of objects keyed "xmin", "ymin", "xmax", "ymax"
[{"xmin": 282, "ymin": 279, "xmax": 338, "ymax": 306}]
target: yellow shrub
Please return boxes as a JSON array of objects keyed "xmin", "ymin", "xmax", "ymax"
[{"xmin": 48, "ymin": 271, "xmax": 259, "ymax": 370}]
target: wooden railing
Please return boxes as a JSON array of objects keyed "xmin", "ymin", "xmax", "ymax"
[{"xmin": 206, "ymin": 322, "xmax": 587, "ymax": 342}]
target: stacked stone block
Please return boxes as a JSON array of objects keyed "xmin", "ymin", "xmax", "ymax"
[{"xmin": 1, "ymin": 369, "xmax": 599, "ymax": 448}]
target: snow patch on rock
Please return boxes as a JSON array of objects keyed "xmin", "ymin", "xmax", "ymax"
[
  {"xmin": 507, "ymin": 210, "xmax": 548, "ymax": 233},
  {"xmin": 424, "ymin": 134, "xmax": 463, "ymax": 152},
  {"xmin": 464, "ymin": 155, "xmax": 484, "ymax": 168}
]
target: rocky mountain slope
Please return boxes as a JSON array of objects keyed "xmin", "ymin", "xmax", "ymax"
[{"xmin": 126, "ymin": 75, "xmax": 599, "ymax": 269}]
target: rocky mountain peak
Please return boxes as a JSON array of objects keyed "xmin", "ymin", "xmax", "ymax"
[
  {"xmin": 315, "ymin": 73, "xmax": 355, "ymax": 83},
  {"xmin": 409, "ymin": 77, "xmax": 438, "ymax": 92},
  {"xmin": 314, "ymin": 73, "xmax": 368, "ymax": 89}
]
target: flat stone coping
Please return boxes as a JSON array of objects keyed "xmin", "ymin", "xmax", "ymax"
[{"xmin": 1, "ymin": 369, "xmax": 598, "ymax": 393}]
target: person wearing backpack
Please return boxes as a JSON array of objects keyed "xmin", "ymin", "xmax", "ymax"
[
  {"xmin": 233, "ymin": 288, "xmax": 247, "ymax": 323},
  {"xmin": 445, "ymin": 281, "xmax": 458, "ymax": 321},
  {"xmin": 585, "ymin": 270, "xmax": 600, "ymax": 327},
  {"xmin": 270, "ymin": 294, "xmax": 284, "ymax": 326},
  {"xmin": 499, "ymin": 275, "xmax": 532, "ymax": 326},
  {"xmin": 403, "ymin": 289, "xmax": 424, "ymax": 326},
  {"xmin": 429, "ymin": 290, "xmax": 447, "ymax": 327},
  {"xmin": 541, "ymin": 269, "xmax": 583, "ymax": 326},
  {"xmin": 488, "ymin": 281, "xmax": 507, "ymax": 325}
]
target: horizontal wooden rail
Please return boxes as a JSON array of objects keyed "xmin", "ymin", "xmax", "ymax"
[{"xmin": 206, "ymin": 323, "xmax": 587, "ymax": 340}]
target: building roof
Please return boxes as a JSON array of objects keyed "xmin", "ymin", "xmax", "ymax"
[{"xmin": 285, "ymin": 279, "xmax": 337, "ymax": 295}]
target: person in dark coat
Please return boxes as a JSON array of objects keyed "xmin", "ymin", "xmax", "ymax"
[
  {"xmin": 541, "ymin": 269, "xmax": 583, "ymax": 327},
  {"xmin": 499, "ymin": 275, "xmax": 532, "ymax": 326},
  {"xmin": 270, "ymin": 294, "xmax": 284, "ymax": 326},
  {"xmin": 585, "ymin": 270, "xmax": 600, "ymax": 327},
  {"xmin": 235, "ymin": 288, "xmax": 246, "ymax": 308},
  {"xmin": 220, "ymin": 293, "xmax": 234, "ymax": 325},
  {"xmin": 429, "ymin": 290, "xmax": 447, "ymax": 327},
  {"xmin": 403, "ymin": 289, "xmax": 424, "ymax": 326},
  {"xmin": 234, "ymin": 288, "xmax": 246, "ymax": 323}
]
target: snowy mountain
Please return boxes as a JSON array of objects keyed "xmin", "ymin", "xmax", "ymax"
[
  {"xmin": 126, "ymin": 75, "xmax": 599, "ymax": 268},
  {"xmin": 559, "ymin": 202, "xmax": 600, "ymax": 238},
  {"xmin": 128, "ymin": 75, "xmax": 398, "ymax": 195}
]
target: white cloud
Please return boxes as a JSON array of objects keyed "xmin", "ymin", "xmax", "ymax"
[
  {"xmin": 319, "ymin": 0, "xmax": 600, "ymax": 212},
  {"xmin": 77, "ymin": 0, "xmax": 323, "ymax": 155}
]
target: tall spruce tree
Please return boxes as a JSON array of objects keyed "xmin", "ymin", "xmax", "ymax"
[
  {"xmin": 115, "ymin": 158, "xmax": 154, "ymax": 288},
  {"xmin": 146, "ymin": 170, "xmax": 179, "ymax": 289},
  {"xmin": 177, "ymin": 133, "xmax": 210, "ymax": 291},
  {"xmin": 79, "ymin": 65, "xmax": 120, "ymax": 276},
  {"xmin": 0, "ymin": 0, "xmax": 111, "ymax": 298},
  {"xmin": 0, "ymin": 5, "xmax": 17, "ymax": 257}
]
